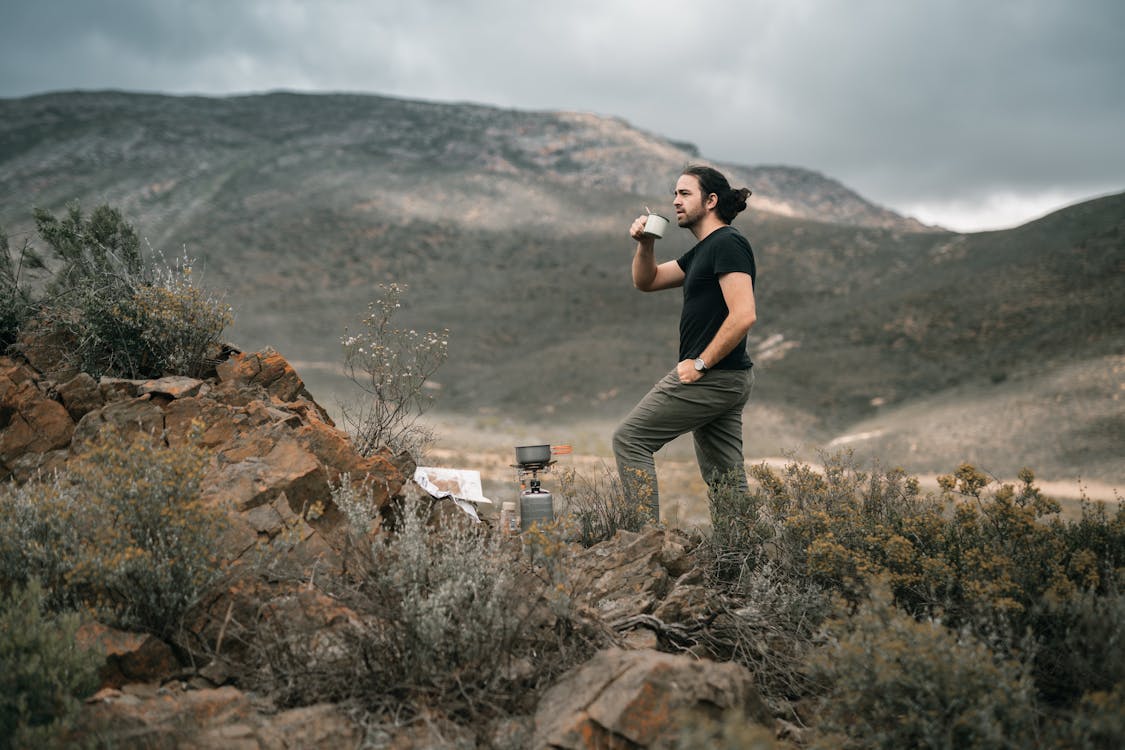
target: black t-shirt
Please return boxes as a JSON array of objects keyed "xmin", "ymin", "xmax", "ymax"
[{"xmin": 676, "ymin": 226, "xmax": 756, "ymax": 370}]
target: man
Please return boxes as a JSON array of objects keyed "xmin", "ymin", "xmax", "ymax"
[{"xmin": 613, "ymin": 164, "xmax": 757, "ymax": 522}]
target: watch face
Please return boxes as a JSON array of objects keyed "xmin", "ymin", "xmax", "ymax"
[{"xmin": 695, "ymin": 358, "xmax": 705, "ymax": 371}]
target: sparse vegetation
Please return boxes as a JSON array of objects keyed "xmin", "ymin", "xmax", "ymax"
[
  {"xmin": 0, "ymin": 427, "xmax": 229, "ymax": 639},
  {"xmin": 247, "ymin": 493, "xmax": 604, "ymax": 723},
  {"xmin": 340, "ymin": 282, "xmax": 449, "ymax": 458},
  {"xmin": 0, "ymin": 151, "xmax": 1117, "ymax": 742},
  {"xmin": 1, "ymin": 203, "xmax": 232, "ymax": 379},
  {"xmin": 555, "ymin": 463, "xmax": 650, "ymax": 546}
]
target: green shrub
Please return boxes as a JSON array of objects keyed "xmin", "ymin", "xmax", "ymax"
[
  {"xmin": 1031, "ymin": 587, "xmax": 1125, "ymax": 707},
  {"xmin": 22, "ymin": 203, "xmax": 232, "ymax": 379},
  {"xmin": 340, "ymin": 282, "xmax": 449, "ymax": 458},
  {"xmin": 1057, "ymin": 496, "xmax": 1125, "ymax": 597},
  {"xmin": 736, "ymin": 455, "xmax": 1121, "ymax": 637},
  {"xmin": 1047, "ymin": 682, "xmax": 1125, "ymax": 749},
  {"xmin": 807, "ymin": 583, "xmax": 1040, "ymax": 750},
  {"xmin": 704, "ymin": 453, "xmax": 1125, "ymax": 733},
  {"xmin": 0, "ymin": 580, "xmax": 100, "ymax": 749},
  {"xmin": 0, "ymin": 428, "xmax": 228, "ymax": 639},
  {"xmin": 34, "ymin": 203, "xmax": 142, "ymax": 289}
]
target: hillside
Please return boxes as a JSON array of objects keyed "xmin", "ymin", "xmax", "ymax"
[{"xmin": 1, "ymin": 90, "xmax": 1122, "ymax": 484}]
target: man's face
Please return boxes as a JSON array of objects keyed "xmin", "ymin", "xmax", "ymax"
[{"xmin": 672, "ymin": 175, "xmax": 712, "ymax": 228}]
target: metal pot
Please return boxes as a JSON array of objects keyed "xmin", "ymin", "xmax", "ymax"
[{"xmin": 515, "ymin": 444, "xmax": 551, "ymax": 465}]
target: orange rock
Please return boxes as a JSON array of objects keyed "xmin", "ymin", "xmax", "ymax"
[{"xmin": 75, "ymin": 622, "xmax": 180, "ymax": 689}]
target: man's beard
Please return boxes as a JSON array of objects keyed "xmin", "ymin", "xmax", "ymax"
[{"xmin": 678, "ymin": 208, "xmax": 703, "ymax": 228}]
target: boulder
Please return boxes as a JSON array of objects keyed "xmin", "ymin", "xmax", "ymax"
[
  {"xmin": 56, "ymin": 371, "xmax": 105, "ymax": 422},
  {"xmin": 532, "ymin": 647, "xmax": 771, "ymax": 750},
  {"xmin": 216, "ymin": 347, "xmax": 318, "ymax": 407},
  {"xmin": 70, "ymin": 395, "xmax": 165, "ymax": 452},
  {"xmin": 567, "ymin": 528, "xmax": 674, "ymax": 622},
  {"xmin": 204, "ymin": 432, "xmax": 328, "ymax": 514},
  {"xmin": 75, "ymin": 622, "xmax": 180, "ymax": 690},
  {"xmin": 0, "ymin": 362, "xmax": 75, "ymax": 478},
  {"xmin": 140, "ymin": 375, "xmax": 208, "ymax": 400},
  {"xmin": 5, "ymin": 448, "xmax": 69, "ymax": 482},
  {"xmin": 0, "ymin": 355, "xmax": 35, "ymax": 385},
  {"xmin": 163, "ymin": 395, "xmax": 243, "ymax": 449},
  {"xmin": 98, "ymin": 376, "xmax": 146, "ymax": 403}
]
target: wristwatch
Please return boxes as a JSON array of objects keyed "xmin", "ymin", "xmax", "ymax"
[{"xmin": 694, "ymin": 357, "xmax": 708, "ymax": 372}]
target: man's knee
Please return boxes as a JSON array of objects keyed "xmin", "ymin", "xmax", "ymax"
[{"xmin": 611, "ymin": 422, "xmax": 631, "ymax": 457}]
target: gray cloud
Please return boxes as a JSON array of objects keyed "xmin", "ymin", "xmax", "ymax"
[{"xmin": 2, "ymin": 0, "xmax": 1122, "ymax": 230}]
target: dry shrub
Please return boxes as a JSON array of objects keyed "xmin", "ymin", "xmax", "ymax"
[
  {"xmin": 0, "ymin": 427, "xmax": 228, "ymax": 639},
  {"xmin": 340, "ymin": 282, "xmax": 449, "ymax": 458},
  {"xmin": 555, "ymin": 463, "xmax": 650, "ymax": 547},
  {"xmin": 697, "ymin": 560, "xmax": 831, "ymax": 716},
  {"xmin": 24, "ymin": 203, "xmax": 232, "ymax": 379},
  {"xmin": 248, "ymin": 493, "xmax": 606, "ymax": 725},
  {"xmin": 0, "ymin": 228, "xmax": 44, "ymax": 348}
]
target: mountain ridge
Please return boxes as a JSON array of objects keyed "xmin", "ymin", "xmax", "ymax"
[
  {"xmin": 1, "ymin": 89, "xmax": 934, "ymax": 232},
  {"xmin": 1, "ymin": 89, "xmax": 1121, "ymax": 483}
]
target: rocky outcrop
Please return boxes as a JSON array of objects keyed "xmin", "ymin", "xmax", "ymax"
[
  {"xmin": 533, "ymin": 647, "xmax": 771, "ymax": 750},
  {"xmin": 73, "ymin": 526, "xmax": 776, "ymax": 749},
  {"xmin": 0, "ymin": 350, "xmax": 783, "ymax": 749},
  {"xmin": 566, "ymin": 527, "xmax": 720, "ymax": 651},
  {"xmin": 0, "ymin": 348, "xmax": 410, "ymax": 567},
  {"xmin": 76, "ymin": 622, "xmax": 182, "ymax": 690},
  {"xmin": 0, "ymin": 357, "xmax": 74, "ymax": 478}
]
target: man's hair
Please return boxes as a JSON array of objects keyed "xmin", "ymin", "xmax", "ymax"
[{"xmin": 681, "ymin": 164, "xmax": 752, "ymax": 224}]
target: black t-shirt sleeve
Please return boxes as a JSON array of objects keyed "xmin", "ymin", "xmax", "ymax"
[{"xmin": 713, "ymin": 229, "xmax": 755, "ymax": 283}]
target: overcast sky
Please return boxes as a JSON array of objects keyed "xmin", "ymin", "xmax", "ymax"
[{"xmin": 2, "ymin": 0, "xmax": 1123, "ymax": 231}]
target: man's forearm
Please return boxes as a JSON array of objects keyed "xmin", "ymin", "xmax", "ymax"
[
  {"xmin": 699, "ymin": 313, "xmax": 756, "ymax": 367},
  {"xmin": 632, "ymin": 241, "xmax": 658, "ymax": 290}
]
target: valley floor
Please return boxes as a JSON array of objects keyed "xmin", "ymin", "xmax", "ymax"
[
  {"xmin": 422, "ymin": 412, "xmax": 1122, "ymax": 527},
  {"xmin": 295, "ymin": 355, "xmax": 1123, "ymax": 525}
]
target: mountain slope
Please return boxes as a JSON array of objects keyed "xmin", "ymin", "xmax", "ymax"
[{"xmin": 1, "ymin": 90, "xmax": 1121, "ymax": 483}]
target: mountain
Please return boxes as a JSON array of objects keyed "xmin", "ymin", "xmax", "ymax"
[{"xmin": 1, "ymin": 90, "xmax": 1122, "ymax": 483}]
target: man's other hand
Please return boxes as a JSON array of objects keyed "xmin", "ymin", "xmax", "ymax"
[{"xmin": 676, "ymin": 359, "xmax": 703, "ymax": 383}]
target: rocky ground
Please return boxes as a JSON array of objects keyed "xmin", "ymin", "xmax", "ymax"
[{"xmin": 1, "ymin": 349, "xmax": 792, "ymax": 749}]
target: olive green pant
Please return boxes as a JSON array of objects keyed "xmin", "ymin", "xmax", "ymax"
[{"xmin": 612, "ymin": 367, "xmax": 754, "ymax": 522}]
